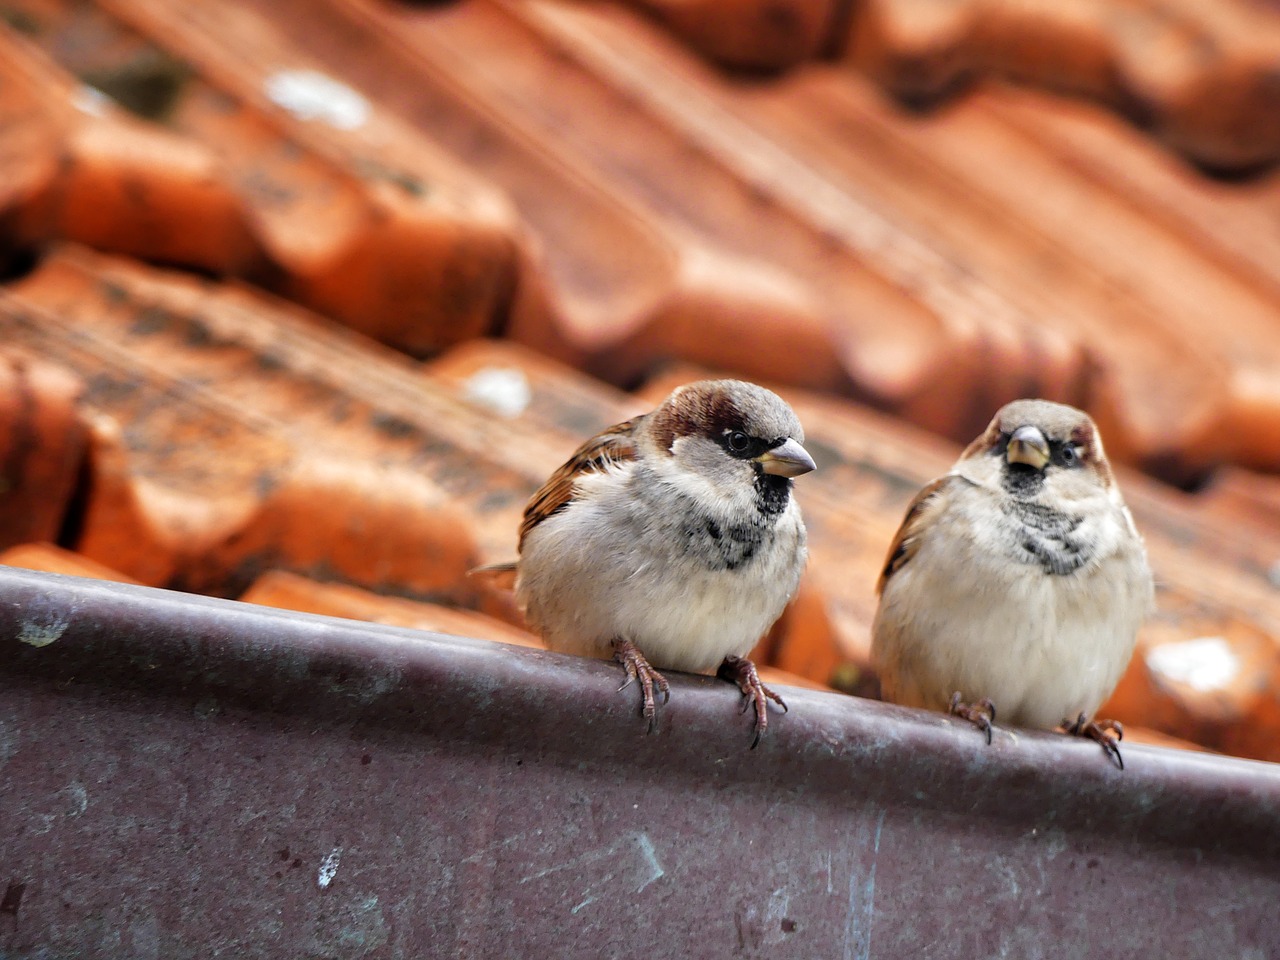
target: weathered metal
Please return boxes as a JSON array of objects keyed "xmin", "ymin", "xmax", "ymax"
[{"xmin": 2, "ymin": 566, "xmax": 1278, "ymax": 957}]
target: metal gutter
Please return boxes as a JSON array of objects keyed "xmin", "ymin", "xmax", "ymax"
[{"xmin": 2, "ymin": 566, "xmax": 1277, "ymax": 957}]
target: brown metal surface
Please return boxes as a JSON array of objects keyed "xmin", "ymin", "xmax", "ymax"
[{"xmin": 2, "ymin": 566, "xmax": 1278, "ymax": 957}]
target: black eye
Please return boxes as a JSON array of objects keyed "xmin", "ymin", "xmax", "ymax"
[
  {"xmin": 1058, "ymin": 445, "xmax": 1080, "ymax": 467},
  {"xmin": 727, "ymin": 431, "xmax": 750, "ymax": 453}
]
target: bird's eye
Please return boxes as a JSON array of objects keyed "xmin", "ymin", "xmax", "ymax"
[
  {"xmin": 727, "ymin": 431, "xmax": 751, "ymax": 452},
  {"xmin": 1059, "ymin": 445, "xmax": 1081, "ymax": 467}
]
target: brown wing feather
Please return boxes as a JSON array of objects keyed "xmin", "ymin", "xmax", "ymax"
[
  {"xmin": 876, "ymin": 475, "xmax": 962, "ymax": 595},
  {"xmin": 518, "ymin": 417, "xmax": 642, "ymax": 551}
]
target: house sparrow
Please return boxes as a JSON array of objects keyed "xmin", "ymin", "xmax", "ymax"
[
  {"xmin": 872, "ymin": 399, "xmax": 1153, "ymax": 768},
  {"xmin": 475, "ymin": 380, "xmax": 814, "ymax": 745}
]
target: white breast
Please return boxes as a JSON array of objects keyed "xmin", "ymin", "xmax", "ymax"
[{"xmin": 516, "ymin": 466, "xmax": 807, "ymax": 674}]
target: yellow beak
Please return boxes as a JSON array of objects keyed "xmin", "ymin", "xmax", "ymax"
[{"xmin": 1007, "ymin": 425, "xmax": 1050, "ymax": 470}]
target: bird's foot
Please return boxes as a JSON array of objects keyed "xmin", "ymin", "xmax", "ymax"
[
  {"xmin": 718, "ymin": 655, "xmax": 787, "ymax": 749},
  {"xmin": 1064, "ymin": 713, "xmax": 1125, "ymax": 770},
  {"xmin": 949, "ymin": 691, "xmax": 998, "ymax": 745},
  {"xmin": 612, "ymin": 639, "xmax": 669, "ymax": 733}
]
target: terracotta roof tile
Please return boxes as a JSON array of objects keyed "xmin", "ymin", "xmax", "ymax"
[
  {"xmin": 0, "ymin": 247, "xmax": 480, "ymax": 594},
  {"xmin": 1198, "ymin": 467, "xmax": 1280, "ymax": 546},
  {"xmin": 842, "ymin": 0, "xmax": 1280, "ymax": 170},
  {"xmin": 0, "ymin": 541, "xmax": 140, "ymax": 583},
  {"xmin": 241, "ymin": 569, "xmax": 542, "ymax": 648},
  {"xmin": 236, "ymin": 0, "xmax": 1052, "ymax": 424},
  {"xmin": 628, "ymin": 0, "xmax": 842, "ymax": 69},
  {"xmin": 2, "ymin": 0, "xmax": 521, "ymax": 354},
  {"xmin": 0, "ymin": 351, "xmax": 87, "ymax": 549},
  {"xmin": 0, "ymin": 26, "xmax": 264, "ymax": 274}
]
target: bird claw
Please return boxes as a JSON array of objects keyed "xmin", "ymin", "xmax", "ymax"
[
  {"xmin": 1064, "ymin": 713, "xmax": 1125, "ymax": 770},
  {"xmin": 949, "ymin": 691, "xmax": 998, "ymax": 745},
  {"xmin": 612, "ymin": 639, "xmax": 669, "ymax": 733},
  {"xmin": 719, "ymin": 655, "xmax": 787, "ymax": 748}
]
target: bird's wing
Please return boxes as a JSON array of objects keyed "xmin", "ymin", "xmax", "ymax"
[
  {"xmin": 876, "ymin": 475, "xmax": 966, "ymax": 595},
  {"xmin": 518, "ymin": 417, "xmax": 642, "ymax": 551}
]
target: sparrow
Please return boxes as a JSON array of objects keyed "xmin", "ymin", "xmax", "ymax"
[
  {"xmin": 474, "ymin": 379, "xmax": 815, "ymax": 745},
  {"xmin": 872, "ymin": 399, "xmax": 1154, "ymax": 768}
]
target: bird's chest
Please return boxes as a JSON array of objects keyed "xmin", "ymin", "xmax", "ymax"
[
  {"xmin": 675, "ymin": 513, "xmax": 775, "ymax": 572},
  {"xmin": 936, "ymin": 496, "xmax": 1131, "ymax": 660},
  {"xmin": 628, "ymin": 471, "xmax": 792, "ymax": 575},
  {"xmin": 999, "ymin": 500, "xmax": 1092, "ymax": 576}
]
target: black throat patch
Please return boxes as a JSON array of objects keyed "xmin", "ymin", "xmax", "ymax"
[
  {"xmin": 754, "ymin": 472, "xmax": 792, "ymax": 519},
  {"xmin": 1001, "ymin": 463, "xmax": 1045, "ymax": 498},
  {"xmin": 675, "ymin": 474, "xmax": 791, "ymax": 572}
]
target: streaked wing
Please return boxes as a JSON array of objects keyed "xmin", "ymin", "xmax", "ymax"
[
  {"xmin": 518, "ymin": 418, "xmax": 642, "ymax": 551},
  {"xmin": 876, "ymin": 475, "xmax": 963, "ymax": 595}
]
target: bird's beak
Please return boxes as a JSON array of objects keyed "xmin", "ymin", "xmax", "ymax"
[
  {"xmin": 1007, "ymin": 425, "xmax": 1050, "ymax": 470},
  {"xmin": 757, "ymin": 437, "xmax": 816, "ymax": 477}
]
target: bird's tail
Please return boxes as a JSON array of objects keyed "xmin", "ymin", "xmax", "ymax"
[{"xmin": 466, "ymin": 561, "xmax": 518, "ymax": 591}]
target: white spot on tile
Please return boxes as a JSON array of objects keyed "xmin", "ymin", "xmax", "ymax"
[
  {"xmin": 264, "ymin": 70, "xmax": 369, "ymax": 130},
  {"xmin": 463, "ymin": 366, "xmax": 532, "ymax": 419},
  {"xmin": 18, "ymin": 611, "xmax": 70, "ymax": 647},
  {"xmin": 72, "ymin": 85, "xmax": 111, "ymax": 116},
  {"xmin": 1146, "ymin": 636, "xmax": 1241, "ymax": 693},
  {"xmin": 318, "ymin": 847, "xmax": 342, "ymax": 889},
  {"xmin": 1267, "ymin": 560, "xmax": 1280, "ymax": 588}
]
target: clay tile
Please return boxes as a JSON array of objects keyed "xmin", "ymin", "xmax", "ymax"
[
  {"xmin": 842, "ymin": 0, "xmax": 1280, "ymax": 170},
  {"xmin": 0, "ymin": 542, "xmax": 139, "ymax": 584},
  {"xmin": 1103, "ymin": 597, "xmax": 1280, "ymax": 762},
  {"xmin": 624, "ymin": 0, "xmax": 839, "ymax": 70},
  {"xmin": 7, "ymin": 0, "xmax": 521, "ymax": 355},
  {"xmin": 234, "ymin": 0, "xmax": 1083, "ymax": 437},
  {"xmin": 241, "ymin": 570, "xmax": 542, "ymax": 649},
  {"xmin": 0, "ymin": 351, "xmax": 87, "ymax": 550},
  {"xmin": 0, "ymin": 248, "xmax": 479, "ymax": 595},
  {"xmin": 426, "ymin": 338, "xmax": 646, "ymax": 446},
  {"xmin": 517, "ymin": 1, "xmax": 1098, "ymax": 434},
  {"xmin": 1196, "ymin": 467, "xmax": 1280, "ymax": 547},
  {"xmin": 0, "ymin": 25, "xmax": 263, "ymax": 274}
]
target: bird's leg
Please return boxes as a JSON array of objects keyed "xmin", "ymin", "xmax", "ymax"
[
  {"xmin": 1064, "ymin": 712, "xmax": 1125, "ymax": 770},
  {"xmin": 948, "ymin": 691, "xmax": 998, "ymax": 745},
  {"xmin": 611, "ymin": 639, "xmax": 669, "ymax": 734},
  {"xmin": 718, "ymin": 655, "xmax": 787, "ymax": 748}
]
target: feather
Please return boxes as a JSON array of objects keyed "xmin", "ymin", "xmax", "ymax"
[{"xmin": 518, "ymin": 417, "xmax": 641, "ymax": 550}]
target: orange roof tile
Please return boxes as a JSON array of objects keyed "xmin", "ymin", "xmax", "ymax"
[
  {"xmin": 843, "ymin": 0, "xmax": 1280, "ymax": 170},
  {"xmin": 0, "ymin": 351, "xmax": 86, "ymax": 550},
  {"xmin": 3, "ymin": 0, "xmax": 522, "ymax": 354},
  {"xmin": 241, "ymin": 569, "xmax": 542, "ymax": 648},
  {"xmin": 0, "ymin": 542, "xmax": 140, "ymax": 583}
]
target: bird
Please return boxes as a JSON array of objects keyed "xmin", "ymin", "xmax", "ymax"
[
  {"xmin": 871, "ymin": 399, "xmax": 1153, "ymax": 768},
  {"xmin": 473, "ymin": 379, "xmax": 815, "ymax": 746}
]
